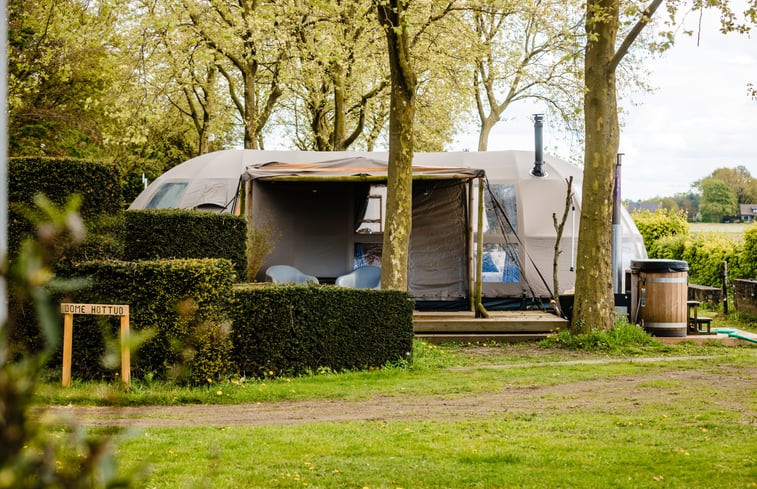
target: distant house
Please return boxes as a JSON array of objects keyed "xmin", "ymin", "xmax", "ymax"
[
  {"xmin": 740, "ymin": 204, "xmax": 757, "ymax": 223},
  {"xmin": 627, "ymin": 201, "xmax": 662, "ymax": 214}
]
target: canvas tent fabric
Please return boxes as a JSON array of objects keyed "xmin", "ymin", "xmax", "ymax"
[
  {"xmin": 130, "ymin": 149, "xmax": 648, "ymax": 306},
  {"xmin": 241, "ymin": 157, "xmax": 483, "ymax": 302}
]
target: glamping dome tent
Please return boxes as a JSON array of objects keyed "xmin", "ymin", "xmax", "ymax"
[{"xmin": 130, "ymin": 149, "xmax": 647, "ymax": 309}]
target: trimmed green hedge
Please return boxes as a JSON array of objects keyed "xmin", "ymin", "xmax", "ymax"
[
  {"xmin": 742, "ymin": 224, "xmax": 757, "ymax": 279},
  {"xmin": 9, "ymin": 157, "xmax": 124, "ymax": 218},
  {"xmin": 632, "ymin": 208, "xmax": 689, "ymax": 254},
  {"xmin": 123, "ymin": 210, "xmax": 248, "ymax": 279},
  {"xmin": 231, "ymin": 285, "xmax": 415, "ymax": 377},
  {"xmin": 681, "ymin": 234, "xmax": 742, "ymax": 286},
  {"xmin": 66, "ymin": 259, "xmax": 235, "ymax": 384}
]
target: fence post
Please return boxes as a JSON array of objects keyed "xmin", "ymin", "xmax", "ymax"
[{"xmin": 722, "ymin": 260, "xmax": 728, "ymax": 315}]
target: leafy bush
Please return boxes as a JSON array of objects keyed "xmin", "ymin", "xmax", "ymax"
[
  {"xmin": 124, "ymin": 209, "xmax": 248, "ymax": 279},
  {"xmin": 682, "ymin": 233, "xmax": 743, "ymax": 286},
  {"xmin": 541, "ymin": 322, "xmax": 660, "ymax": 351},
  {"xmin": 648, "ymin": 233, "xmax": 688, "ymax": 260},
  {"xmin": 231, "ymin": 285, "xmax": 414, "ymax": 377},
  {"xmin": 65, "ymin": 258, "xmax": 235, "ymax": 383},
  {"xmin": 8, "ymin": 157, "xmax": 126, "ymax": 261},
  {"xmin": 632, "ymin": 208, "xmax": 689, "ymax": 256},
  {"xmin": 741, "ymin": 224, "xmax": 757, "ymax": 279},
  {"xmin": 2, "ymin": 196, "xmax": 140, "ymax": 487},
  {"xmin": 9, "ymin": 157, "xmax": 124, "ymax": 218}
]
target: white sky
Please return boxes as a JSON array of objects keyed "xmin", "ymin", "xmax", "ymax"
[{"xmin": 450, "ymin": 8, "xmax": 757, "ymax": 202}]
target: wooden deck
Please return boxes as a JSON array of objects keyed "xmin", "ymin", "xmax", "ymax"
[{"xmin": 413, "ymin": 310, "xmax": 567, "ymax": 344}]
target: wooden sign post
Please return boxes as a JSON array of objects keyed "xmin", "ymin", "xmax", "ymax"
[{"xmin": 60, "ymin": 303, "xmax": 131, "ymax": 386}]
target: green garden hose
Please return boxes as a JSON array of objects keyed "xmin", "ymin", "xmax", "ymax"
[{"xmin": 712, "ymin": 328, "xmax": 757, "ymax": 344}]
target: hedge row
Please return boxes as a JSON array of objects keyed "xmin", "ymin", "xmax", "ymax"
[
  {"xmin": 647, "ymin": 230, "xmax": 757, "ymax": 285},
  {"xmin": 231, "ymin": 285, "xmax": 415, "ymax": 378},
  {"xmin": 10, "ymin": 260, "xmax": 415, "ymax": 384},
  {"xmin": 8, "ymin": 157, "xmax": 125, "ymax": 259},
  {"xmin": 9, "ymin": 157, "xmax": 124, "ymax": 218},
  {"xmin": 66, "ymin": 259, "xmax": 235, "ymax": 384},
  {"xmin": 633, "ymin": 210, "xmax": 757, "ymax": 286},
  {"xmin": 123, "ymin": 209, "xmax": 248, "ymax": 279}
]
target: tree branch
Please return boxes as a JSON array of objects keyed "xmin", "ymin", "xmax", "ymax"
[{"xmin": 610, "ymin": 0, "xmax": 663, "ymax": 72}]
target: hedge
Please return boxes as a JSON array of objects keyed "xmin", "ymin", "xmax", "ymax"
[
  {"xmin": 231, "ymin": 285, "xmax": 415, "ymax": 377},
  {"xmin": 123, "ymin": 209, "xmax": 248, "ymax": 279},
  {"xmin": 741, "ymin": 224, "xmax": 757, "ymax": 279},
  {"xmin": 65, "ymin": 258, "xmax": 235, "ymax": 384},
  {"xmin": 631, "ymin": 208, "xmax": 689, "ymax": 254},
  {"xmin": 9, "ymin": 157, "xmax": 124, "ymax": 218},
  {"xmin": 682, "ymin": 234, "xmax": 743, "ymax": 286}
]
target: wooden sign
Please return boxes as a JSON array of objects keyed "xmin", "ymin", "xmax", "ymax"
[{"xmin": 60, "ymin": 303, "xmax": 131, "ymax": 386}]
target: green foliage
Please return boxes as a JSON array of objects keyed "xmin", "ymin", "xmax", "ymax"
[
  {"xmin": 699, "ymin": 178, "xmax": 738, "ymax": 222},
  {"xmin": 647, "ymin": 233, "xmax": 688, "ymax": 260},
  {"xmin": 631, "ymin": 208, "xmax": 689, "ymax": 255},
  {"xmin": 67, "ymin": 259, "xmax": 235, "ymax": 383},
  {"xmin": 231, "ymin": 285, "xmax": 414, "ymax": 378},
  {"xmin": 741, "ymin": 223, "xmax": 757, "ymax": 279},
  {"xmin": 9, "ymin": 157, "xmax": 124, "ymax": 217},
  {"xmin": 124, "ymin": 209, "xmax": 248, "ymax": 279},
  {"xmin": 2, "ymin": 195, "xmax": 140, "ymax": 487},
  {"xmin": 8, "ymin": 157, "xmax": 125, "ymax": 261},
  {"xmin": 541, "ymin": 322, "xmax": 660, "ymax": 351},
  {"xmin": 682, "ymin": 233, "xmax": 743, "ymax": 286}
]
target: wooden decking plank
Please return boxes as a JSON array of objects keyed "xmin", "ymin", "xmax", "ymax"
[
  {"xmin": 413, "ymin": 310, "xmax": 567, "ymax": 335},
  {"xmin": 415, "ymin": 333, "xmax": 550, "ymax": 344}
]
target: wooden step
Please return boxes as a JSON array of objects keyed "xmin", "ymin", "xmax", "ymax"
[
  {"xmin": 413, "ymin": 310, "xmax": 566, "ymax": 334},
  {"xmin": 415, "ymin": 333, "xmax": 551, "ymax": 344}
]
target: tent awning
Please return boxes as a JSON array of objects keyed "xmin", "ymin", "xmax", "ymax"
[{"xmin": 242, "ymin": 157, "xmax": 485, "ymax": 182}]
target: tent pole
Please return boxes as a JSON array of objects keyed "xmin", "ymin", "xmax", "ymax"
[
  {"xmin": 467, "ymin": 179, "xmax": 475, "ymax": 313},
  {"xmin": 475, "ymin": 177, "xmax": 488, "ymax": 318}
]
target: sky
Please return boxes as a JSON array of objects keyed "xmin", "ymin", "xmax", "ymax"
[{"xmin": 450, "ymin": 7, "xmax": 757, "ymax": 202}]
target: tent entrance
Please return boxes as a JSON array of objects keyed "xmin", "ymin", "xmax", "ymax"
[{"xmin": 249, "ymin": 178, "xmax": 471, "ymax": 301}]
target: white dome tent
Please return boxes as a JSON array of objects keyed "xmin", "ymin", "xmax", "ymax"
[{"xmin": 130, "ymin": 149, "xmax": 647, "ymax": 311}]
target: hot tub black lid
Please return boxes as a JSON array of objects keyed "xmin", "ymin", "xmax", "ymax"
[{"xmin": 630, "ymin": 259, "xmax": 688, "ymax": 272}]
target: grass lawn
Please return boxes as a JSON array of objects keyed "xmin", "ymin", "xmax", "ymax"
[
  {"xmin": 689, "ymin": 222, "xmax": 751, "ymax": 241},
  {"xmin": 36, "ymin": 339, "xmax": 757, "ymax": 489}
]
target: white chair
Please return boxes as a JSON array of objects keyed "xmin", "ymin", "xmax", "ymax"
[
  {"xmin": 265, "ymin": 265, "xmax": 319, "ymax": 285},
  {"xmin": 335, "ymin": 266, "xmax": 381, "ymax": 289}
]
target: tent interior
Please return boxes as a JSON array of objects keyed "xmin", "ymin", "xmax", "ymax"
[
  {"xmin": 130, "ymin": 149, "xmax": 648, "ymax": 311},
  {"xmin": 242, "ymin": 157, "xmax": 559, "ymax": 311}
]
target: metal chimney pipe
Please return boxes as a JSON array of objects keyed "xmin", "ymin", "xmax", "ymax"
[
  {"xmin": 531, "ymin": 114, "xmax": 546, "ymax": 177},
  {"xmin": 612, "ymin": 153, "xmax": 624, "ymax": 293}
]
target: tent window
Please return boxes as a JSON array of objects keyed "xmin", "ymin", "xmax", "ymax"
[
  {"xmin": 146, "ymin": 182, "xmax": 188, "ymax": 209},
  {"xmin": 479, "ymin": 243, "xmax": 520, "ymax": 283},
  {"xmin": 484, "ymin": 184, "xmax": 518, "ymax": 234}
]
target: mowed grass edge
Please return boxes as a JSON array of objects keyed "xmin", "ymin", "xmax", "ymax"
[{"xmin": 94, "ymin": 351, "xmax": 757, "ymax": 489}]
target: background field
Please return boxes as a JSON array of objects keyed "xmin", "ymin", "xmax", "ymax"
[{"xmin": 690, "ymin": 222, "xmax": 750, "ymax": 240}]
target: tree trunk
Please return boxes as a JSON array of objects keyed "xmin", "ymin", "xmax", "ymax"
[
  {"xmin": 571, "ymin": 0, "xmax": 619, "ymax": 333},
  {"xmin": 377, "ymin": 0, "xmax": 416, "ymax": 291},
  {"xmin": 243, "ymin": 67, "xmax": 258, "ymax": 150},
  {"xmin": 477, "ymin": 114, "xmax": 496, "ymax": 151}
]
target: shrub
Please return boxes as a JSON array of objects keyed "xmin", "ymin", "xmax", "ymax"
[
  {"xmin": 648, "ymin": 233, "xmax": 688, "ymax": 260},
  {"xmin": 8, "ymin": 157, "xmax": 124, "ymax": 218},
  {"xmin": 231, "ymin": 285, "xmax": 414, "ymax": 377},
  {"xmin": 64, "ymin": 259, "xmax": 235, "ymax": 383},
  {"xmin": 682, "ymin": 233, "xmax": 743, "ymax": 287},
  {"xmin": 632, "ymin": 208, "xmax": 689, "ymax": 255},
  {"xmin": 741, "ymin": 223, "xmax": 757, "ymax": 279},
  {"xmin": 124, "ymin": 209, "xmax": 248, "ymax": 279},
  {"xmin": 8, "ymin": 157, "xmax": 126, "ymax": 260}
]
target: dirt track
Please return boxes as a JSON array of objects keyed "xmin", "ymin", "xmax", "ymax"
[{"xmin": 40, "ymin": 355, "xmax": 756, "ymax": 428}]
